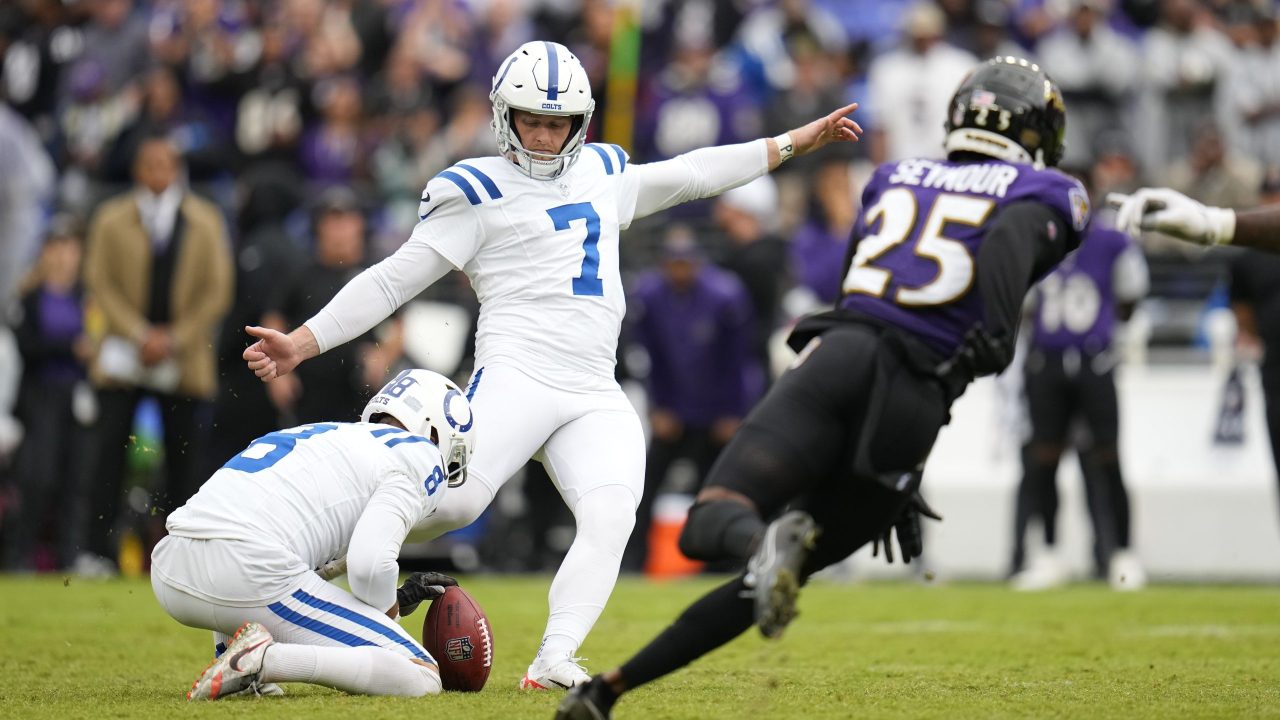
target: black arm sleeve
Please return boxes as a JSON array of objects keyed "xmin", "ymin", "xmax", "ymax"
[
  {"xmin": 840, "ymin": 233, "xmax": 860, "ymax": 286},
  {"xmin": 976, "ymin": 201, "xmax": 1075, "ymax": 344}
]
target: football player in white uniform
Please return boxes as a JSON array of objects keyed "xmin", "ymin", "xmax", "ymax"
[
  {"xmin": 151, "ymin": 369, "xmax": 475, "ymax": 700},
  {"xmin": 242, "ymin": 40, "xmax": 862, "ymax": 689}
]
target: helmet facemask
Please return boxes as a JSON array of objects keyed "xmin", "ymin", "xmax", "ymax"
[
  {"xmin": 442, "ymin": 435, "xmax": 470, "ymax": 488},
  {"xmin": 491, "ymin": 94, "xmax": 594, "ymax": 180},
  {"xmin": 434, "ymin": 385, "xmax": 474, "ymax": 489}
]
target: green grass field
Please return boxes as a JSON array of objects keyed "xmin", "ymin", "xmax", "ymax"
[{"xmin": 1, "ymin": 575, "xmax": 1277, "ymax": 719}]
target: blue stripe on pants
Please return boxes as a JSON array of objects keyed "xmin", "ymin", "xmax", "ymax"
[
  {"xmin": 290, "ymin": 590, "xmax": 433, "ymax": 662},
  {"xmin": 268, "ymin": 602, "xmax": 377, "ymax": 648}
]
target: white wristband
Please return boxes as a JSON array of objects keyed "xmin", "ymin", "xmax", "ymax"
[{"xmin": 772, "ymin": 132, "xmax": 795, "ymax": 163}]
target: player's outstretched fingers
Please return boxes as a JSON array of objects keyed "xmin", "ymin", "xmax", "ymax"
[
  {"xmin": 828, "ymin": 102, "xmax": 861, "ymax": 140},
  {"xmin": 828, "ymin": 101, "xmax": 859, "ymax": 122},
  {"xmin": 243, "ymin": 327, "xmax": 271, "ymax": 360},
  {"xmin": 794, "ymin": 102, "xmax": 863, "ymax": 154}
]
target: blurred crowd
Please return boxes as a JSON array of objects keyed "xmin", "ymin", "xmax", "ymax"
[{"xmin": 2, "ymin": 0, "xmax": 1279, "ymax": 576}]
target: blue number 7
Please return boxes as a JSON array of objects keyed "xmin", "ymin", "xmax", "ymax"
[{"xmin": 548, "ymin": 202, "xmax": 603, "ymax": 296}]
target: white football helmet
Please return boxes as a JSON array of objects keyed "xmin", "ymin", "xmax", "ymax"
[
  {"xmin": 490, "ymin": 40, "xmax": 595, "ymax": 180},
  {"xmin": 361, "ymin": 369, "xmax": 476, "ymax": 487}
]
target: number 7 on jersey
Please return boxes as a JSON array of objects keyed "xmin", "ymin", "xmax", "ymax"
[{"xmin": 548, "ymin": 202, "xmax": 604, "ymax": 296}]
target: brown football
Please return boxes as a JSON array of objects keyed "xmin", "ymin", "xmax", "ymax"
[{"xmin": 422, "ymin": 586, "xmax": 493, "ymax": 691}]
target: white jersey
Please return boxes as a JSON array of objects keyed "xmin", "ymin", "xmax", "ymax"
[
  {"xmin": 160, "ymin": 422, "xmax": 446, "ymax": 606},
  {"xmin": 413, "ymin": 145, "xmax": 638, "ymax": 390},
  {"xmin": 304, "ymin": 140, "xmax": 770, "ymax": 391}
]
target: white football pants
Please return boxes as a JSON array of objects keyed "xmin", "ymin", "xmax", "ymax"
[
  {"xmin": 151, "ymin": 544, "xmax": 440, "ymax": 697},
  {"xmin": 417, "ymin": 364, "xmax": 645, "ymax": 666}
]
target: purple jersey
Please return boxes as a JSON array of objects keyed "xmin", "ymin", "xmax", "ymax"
[
  {"xmin": 1030, "ymin": 226, "xmax": 1133, "ymax": 353},
  {"xmin": 839, "ymin": 158, "xmax": 1089, "ymax": 357}
]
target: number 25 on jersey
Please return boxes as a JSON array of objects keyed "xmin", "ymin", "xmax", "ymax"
[{"xmin": 843, "ymin": 189, "xmax": 994, "ymax": 307}]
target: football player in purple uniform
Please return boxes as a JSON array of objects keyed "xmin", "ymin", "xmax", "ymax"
[
  {"xmin": 558, "ymin": 57, "xmax": 1090, "ymax": 719},
  {"xmin": 1011, "ymin": 217, "xmax": 1149, "ymax": 591}
]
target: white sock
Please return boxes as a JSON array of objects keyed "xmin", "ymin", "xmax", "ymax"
[
  {"xmin": 536, "ymin": 485, "xmax": 636, "ymax": 666},
  {"xmin": 261, "ymin": 644, "xmax": 441, "ymax": 696},
  {"xmin": 536, "ymin": 634, "xmax": 578, "ymax": 665},
  {"xmin": 212, "ymin": 630, "xmax": 231, "ymax": 657}
]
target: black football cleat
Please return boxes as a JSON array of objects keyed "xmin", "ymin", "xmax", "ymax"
[
  {"xmin": 748, "ymin": 510, "xmax": 819, "ymax": 640},
  {"xmin": 555, "ymin": 676, "xmax": 614, "ymax": 720}
]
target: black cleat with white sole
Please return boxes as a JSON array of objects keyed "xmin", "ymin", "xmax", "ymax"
[{"xmin": 748, "ymin": 510, "xmax": 819, "ymax": 640}]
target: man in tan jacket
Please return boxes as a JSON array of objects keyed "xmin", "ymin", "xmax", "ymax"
[{"xmin": 81, "ymin": 136, "xmax": 233, "ymax": 573}]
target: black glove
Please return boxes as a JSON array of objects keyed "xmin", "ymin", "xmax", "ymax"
[
  {"xmin": 871, "ymin": 491, "xmax": 943, "ymax": 565},
  {"xmin": 396, "ymin": 571, "xmax": 459, "ymax": 616},
  {"xmin": 936, "ymin": 325, "xmax": 1011, "ymax": 381}
]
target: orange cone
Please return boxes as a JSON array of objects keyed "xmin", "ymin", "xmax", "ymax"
[{"xmin": 645, "ymin": 494, "xmax": 704, "ymax": 578}]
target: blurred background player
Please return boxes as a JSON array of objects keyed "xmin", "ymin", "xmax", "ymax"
[
  {"xmin": 623, "ymin": 226, "xmax": 756, "ymax": 573},
  {"xmin": 260, "ymin": 187, "xmax": 391, "ymax": 427},
  {"xmin": 866, "ymin": 1, "xmax": 977, "ymax": 165},
  {"xmin": 711, "ymin": 176, "xmax": 787, "ymax": 383},
  {"xmin": 1036, "ymin": 0, "xmax": 1140, "ymax": 171},
  {"xmin": 198, "ymin": 169, "xmax": 308, "ymax": 483},
  {"xmin": 1010, "ymin": 207, "xmax": 1150, "ymax": 591},
  {"xmin": 0, "ymin": 102, "xmax": 56, "ymax": 317},
  {"xmin": 80, "ymin": 136, "xmax": 233, "ymax": 575},
  {"xmin": 558, "ymin": 57, "xmax": 1090, "ymax": 719},
  {"xmin": 151, "ymin": 369, "xmax": 473, "ymax": 700},
  {"xmin": 241, "ymin": 40, "xmax": 863, "ymax": 690},
  {"xmin": 2, "ymin": 217, "xmax": 93, "ymax": 572}
]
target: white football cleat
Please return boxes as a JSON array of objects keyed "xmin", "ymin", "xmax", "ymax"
[
  {"xmin": 188, "ymin": 622, "xmax": 274, "ymax": 700},
  {"xmin": 520, "ymin": 656, "xmax": 590, "ymax": 690},
  {"xmin": 1011, "ymin": 552, "xmax": 1069, "ymax": 592},
  {"xmin": 1108, "ymin": 550, "xmax": 1147, "ymax": 591}
]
